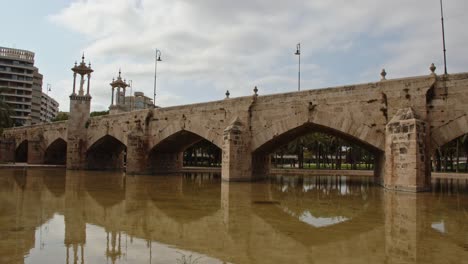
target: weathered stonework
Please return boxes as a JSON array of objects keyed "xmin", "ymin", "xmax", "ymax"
[
  {"xmin": 126, "ymin": 126, "xmax": 149, "ymax": 174},
  {"xmin": 1, "ymin": 71, "xmax": 468, "ymax": 192},
  {"xmin": 67, "ymin": 95, "xmax": 92, "ymax": 169},
  {"xmin": 0, "ymin": 139, "xmax": 15, "ymax": 162},
  {"xmin": 222, "ymin": 118, "xmax": 253, "ymax": 181},
  {"xmin": 384, "ymin": 108, "xmax": 430, "ymax": 192}
]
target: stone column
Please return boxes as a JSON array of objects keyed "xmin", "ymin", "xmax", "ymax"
[
  {"xmin": 86, "ymin": 73, "xmax": 91, "ymax": 95},
  {"xmin": 67, "ymin": 96, "xmax": 91, "ymax": 170},
  {"xmin": 111, "ymin": 87, "xmax": 115, "ymax": 106},
  {"xmin": 222, "ymin": 118, "xmax": 253, "ymax": 181},
  {"xmin": 384, "ymin": 108, "xmax": 431, "ymax": 192},
  {"xmin": 72, "ymin": 73, "xmax": 77, "ymax": 95},
  {"xmin": 126, "ymin": 128, "xmax": 149, "ymax": 174},
  {"xmin": 27, "ymin": 139, "xmax": 45, "ymax": 164},
  {"xmin": 0, "ymin": 139, "xmax": 15, "ymax": 162}
]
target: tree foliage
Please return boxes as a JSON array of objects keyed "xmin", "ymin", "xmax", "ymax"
[
  {"xmin": 51, "ymin": 112, "xmax": 69, "ymax": 122},
  {"xmin": 90, "ymin": 110, "xmax": 109, "ymax": 117},
  {"xmin": 0, "ymin": 92, "xmax": 14, "ymax": 130}
]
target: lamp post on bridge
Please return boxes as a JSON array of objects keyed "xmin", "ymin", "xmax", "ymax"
[
  {"xmin": 153, "ymin": 49, "xmax": 162, "ymax": 106},
  {"xmin": 295, "ymin": 43, "xmax": 301, "ymax": 91},
  {"xmin": 440, "ymin": 0, "xmax": 448, "ymax": 75},
  {"xmin": 46, "ymin": 83, "xmax": 51, "ymax": 122},
  {"xmin": 128, "ymin": 80, "xmax": 133, "ymax": 111}
]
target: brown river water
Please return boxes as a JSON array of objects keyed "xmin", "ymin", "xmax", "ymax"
[{"xmin": 0, "ymin": 168, "xmax": 467, "ymax": 264}]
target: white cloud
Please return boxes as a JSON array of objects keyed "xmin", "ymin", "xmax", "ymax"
[{"xmin": 48, "ymin": 0, "xmax": 468, "ymax": 111}]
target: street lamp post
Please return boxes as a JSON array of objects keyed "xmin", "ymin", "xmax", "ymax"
[
  {"xmin": 46, "ymin": 83, "xmax": 51, "ymax": 122},
  {"xmin": 128, "ymin": 80, "xmax": 133, "ymax": 111},
  {"xmin": 440, "ymin": 0, "xmax": 448, "ymax": 75},
  {"xmin": 153, "ymin": 49, "xmax": 162, "ymax": 106},
  {"xmin": 295, "ymin": 43, "xmax": 301, "ymax": 91}
]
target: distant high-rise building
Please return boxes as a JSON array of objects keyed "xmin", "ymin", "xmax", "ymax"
[
  {"xmin": 31, "ymin": 67, "xmax": 43, "ymax": 124},
  {"xmin": 40, "ymin": 93, "xmax": 59, "ymax": 122},
  {"xmin": 0, "ymin": 46, "xmax": 58, "ymax": 126}
]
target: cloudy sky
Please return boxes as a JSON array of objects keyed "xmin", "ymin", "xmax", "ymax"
[{"xmin": 1, "ymin": 0, "xmax": 467, "ymax": 112}]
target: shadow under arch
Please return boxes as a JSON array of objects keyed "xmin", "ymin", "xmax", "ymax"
[
  {"xmin": 15, "ymin": 140, "xmax": 28, "ymax": 163},
  {"xmin": 44, "ymin": 138, "xmax": 67, "ymax": 165},
  {"xmin": 252, "ymin": 122, "xmax": 384, "ymax": 176},
  {"xmin": 86, "ymin": 135, "xmax": 127, "ymax": 170},
  {"xmin": 148, "ymin": 130, "xmax": 221, "ymax": 173},
  {"xmin": 146, "ymin": 173, "xmax": 221, "ymax": 224}
]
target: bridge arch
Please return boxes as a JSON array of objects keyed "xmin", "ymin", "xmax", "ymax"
[
  {"xmin": 87, "ymin": 132, "xmax": 128, "ymax": 153},
  {"xmin": 252, "ymin": 113, "xmax": 384, "ymax": 153},
  {"xmin": 148, "ymin": 129, "xmax": 221, "ymax": 173},
  {"xmin": 251, "ymin": 122, "xmax": 383, "ymax": 176},
  {"xmin": 86, "ymin": 135, "xmax": 127, "ymax": 170},
  {"xmin": 15, "ymin": 140, "xmax": 28, "ymax": 163},
  {"xmin": 44, "ymin": 138, "xmax": 67, "ymax": 165},
  {"xmin": 152, "ymin": 122, "xmax": 222, "ymax": 150}
]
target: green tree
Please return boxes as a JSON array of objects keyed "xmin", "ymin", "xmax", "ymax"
[
  {"xmin": 51, "ymin": 112, "xmax": 69, "ymax": 122},
  {"xmin": 0, "ymin": 94, "xmax": 13, "ymax": 131},
  {"xmin": 90, "ymin": 110, "xmax": 109, "ymax": 117}
]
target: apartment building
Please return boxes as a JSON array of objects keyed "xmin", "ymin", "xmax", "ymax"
[
  {"xmin": 0, "ymin": 47, "xmax": 58, "ymax": 125},
  {"xmin": 0, "ymin": 47, "xmax": 36, "ymax": 126}
]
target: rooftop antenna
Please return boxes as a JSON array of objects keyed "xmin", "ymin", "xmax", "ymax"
[{"xmin": 440, "ymin": 0, "xmax": 448, "ymax": 75}]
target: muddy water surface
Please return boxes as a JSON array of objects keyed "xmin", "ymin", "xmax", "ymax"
[{"xmin": 0, "ymin": 169, "xmax": 467, "ymax": 263}]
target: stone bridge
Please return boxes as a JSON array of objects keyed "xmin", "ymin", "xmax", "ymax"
[{"xmin": 1, "ymin": 66, "xmax": 468, "ymax": 191}]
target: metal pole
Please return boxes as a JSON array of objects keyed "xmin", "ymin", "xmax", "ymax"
[
  {"xmin": 298, "ymin": 47, "xmax": 301, "ymax": 91},
  {"xmin": 129, "ymin": 80, "xmax": 133, "ymax": 111},
  {"xmin": 153, "ymin": 52, "xmax": 157, "ymax": 104},
  {"xmin": 46, "ymin": 83, "xmax": 51, "ymax": 122},
  {"xmin": 440, "ymin": 0, "xmax": 448, "ymax": 75},
  {"xmin": 295, "ymin": 43, "xmax": 301, "ymax": 91},
  {"xmin": 153, "ymin": 49, "xmax": 161, "ymax": 106}
]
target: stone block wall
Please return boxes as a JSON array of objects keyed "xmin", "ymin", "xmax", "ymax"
[
  {"xmin": 0, "ymin": 140, "xmax": 15, "ymax": 162},
  {"xmin": 384, "ymin": 108, "xmax": 430, "ymax": 192},
  {"xmin": 67, "ymin": 96, "xmax": 91, "ymax": 169}
]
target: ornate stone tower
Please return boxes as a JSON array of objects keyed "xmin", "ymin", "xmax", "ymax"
[
  {"xmin": 109, "ymin": 69, "xmax": 129, "ymax": 115},
  {"xmin": 67, "ymin": 54, "xmax": 93, "ymax": 169}
]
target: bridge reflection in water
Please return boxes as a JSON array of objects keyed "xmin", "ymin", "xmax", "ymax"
[{"xmin": 0, "ymin": 170, "xmax": 467, "ymax": 264}]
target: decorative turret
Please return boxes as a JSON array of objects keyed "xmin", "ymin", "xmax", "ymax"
[
  {"xmin": 109, "ymin": 69, "xmax": 130, "ymax": 114},
  {"xmin": 71, "ymin": 54, "xmax": 93, "ymax": 97},
  {"xmin": 67, "ymin": 54, "xmax": 94, "ymax": 169}
]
